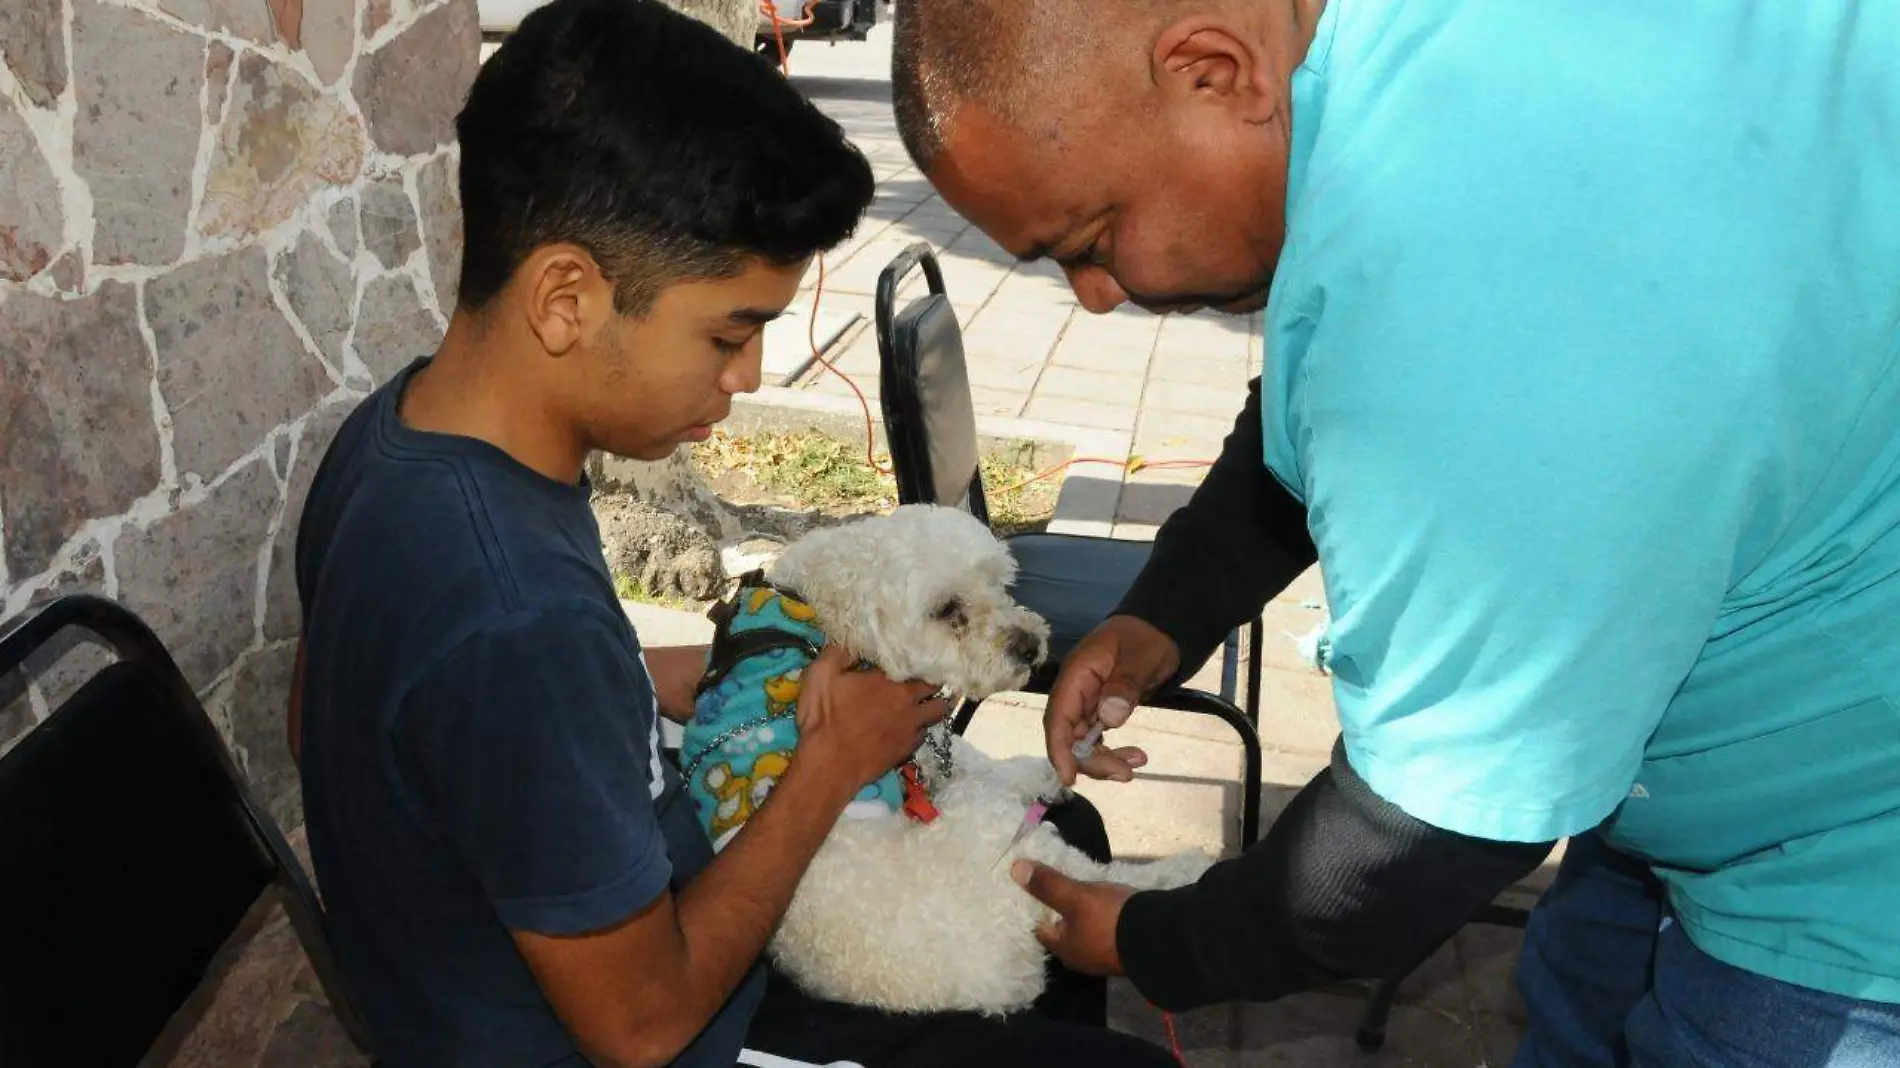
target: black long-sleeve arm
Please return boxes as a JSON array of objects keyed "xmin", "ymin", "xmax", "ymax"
[
  {"xmin": 1117, "ymin": 741, "xmax": 1556, "ymax": 1011},
  {"xmin": 1113, "ymin": 377, "xmax": 1317, "ymax": 677},
  {"xmin": 1110, "ymin": 376, "xmax": 1552, "ymax": 1011}
]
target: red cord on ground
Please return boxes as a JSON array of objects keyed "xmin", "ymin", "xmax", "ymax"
[
  {"xmin": 992, "ymin": 455, "xmax": 1215, "ymax": 497},
  {"xmin": 760, "ymin": 0, "xmax": 810, "ymax": 73},
  {"xmin": 1162, "ymin": 1009, "xmax": 1187, "ymax": 1066},
  {"xmin": 797, "ymin": 256, "xmax": 893, "ymax": 475},
  {"xmin": 763, "ymin": 10, "xmax": 887, "ymax": 474}
]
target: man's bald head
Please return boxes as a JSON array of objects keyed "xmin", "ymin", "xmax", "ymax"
[
  {"xmin": 895, "ymin": 0, "xmax": 1327, "ymax": 317},
  {"xmin": 891, "ymin": 0, "xmax": 1170, "ymax": 171}
]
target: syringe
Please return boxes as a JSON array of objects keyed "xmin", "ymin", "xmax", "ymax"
[{"xmin": 1070, "ymin": 723, "xmax": 1105, "ymax": 762}]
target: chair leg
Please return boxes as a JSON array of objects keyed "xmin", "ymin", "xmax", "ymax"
[
  {"xmin": 1239, "ymin": 714, "xmax": 1262, "ymax": 847},
  {"xmin": 1153, "ymin": 688, "xmax": 1263, "ymax": 847},
  {"xmin": 1356, "ymin": 904, "xmax": 1531, "ymax": 1052},
  {"xmin": 950, "ymin": 696, "xmax": 980, "ymax": 736},
  {"xmin": 1244, "ymin": 618, "xmax": 1264, "ymax": 729},
  {"xmin": 1355, "ymin": 936, "xmax": 1445, "ymax": 1052},
  {"xmin": 1219, "ymin": 627, "xmax": 1241, "ymax": 705},
  {"xmin": 1356, "ymin": 972, "xmax": 1403, "ymax": 1051},
  {"xmin": 1474, "ymin": 902, "xmax": 1533, "ymax": 929}
]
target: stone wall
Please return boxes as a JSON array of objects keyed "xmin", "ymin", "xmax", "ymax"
[{"xmin": 0, "ymin": 0, "xmax": 479, "ymax": 831}]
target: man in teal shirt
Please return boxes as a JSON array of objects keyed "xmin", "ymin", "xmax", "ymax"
[{"xmin": 892, "ymin": 0, "xmax": 1900, "ymax": 1063}]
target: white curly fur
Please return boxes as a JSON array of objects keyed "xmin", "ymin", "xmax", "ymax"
[
  {"xmin": 767, "ymin": 504, "xmax": 1050, "ymax": 701},
  {"xmin": 745, "ymin": 505, "xmax": 1214, "ymax": 1016}
]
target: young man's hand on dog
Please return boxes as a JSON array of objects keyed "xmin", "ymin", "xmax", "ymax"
[
  {"xmin": 1045, "ymin": 615, "xmax": 1180, "ymax": 786},
  {"xmin": 795, "ymin": 644, "xmax": 948, "ymax": 791}
]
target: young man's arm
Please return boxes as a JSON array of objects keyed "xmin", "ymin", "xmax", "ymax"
[
  {"xmin": 643, "ymin": 644, "xmax": 709, "ymax": 725},
  {"xmin": 514, "ymin": 668, "xmax": 902, "ymax": 1065},
  {"xmin": 403, "ymin": 615, "xmax": 943, "ymax": 1068}
]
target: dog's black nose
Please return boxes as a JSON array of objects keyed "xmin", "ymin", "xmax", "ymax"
[{"xmin": 1007, "ymin": 628, "xmax": 1043, "ymax": 666}]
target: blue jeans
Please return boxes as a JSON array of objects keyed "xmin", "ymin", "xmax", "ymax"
[{"xmin": 1512, "ymin": 833, "xmax": 1900, "ymax": 1068}]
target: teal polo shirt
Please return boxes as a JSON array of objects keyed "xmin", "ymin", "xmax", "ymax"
[{"xmin": 1265, "ymin": 0, "xmax": 1900, "ymax": 1002}]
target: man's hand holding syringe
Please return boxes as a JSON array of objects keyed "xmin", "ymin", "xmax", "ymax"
[{"xmin": 1044, "ymin": 615, "xmax": 1184, "ymax": 786}]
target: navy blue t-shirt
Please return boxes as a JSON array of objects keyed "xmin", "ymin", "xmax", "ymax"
[{"xmin": 295, "ymin": 358, "xmax": 765, "ymax": 1067}]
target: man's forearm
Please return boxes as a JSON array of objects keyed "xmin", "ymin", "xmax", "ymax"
[
  {"xmin": 666, "ymin": 755, "xmax": 857, "ymax": 1024},
  {"xmin": 1115, "ymin": 377, "xmax": 1318, "ymax": 676},
  {"xmin": 519, "ymin": 757, "xmax": 859, "ymax": 1068},
  {"xmin": 645, "ymin": 645, "xmax": 710, "ymax": 724},
  {"xmin": 1116, "ymin": 741, "xmax": 1554, "ymax": 1011}
]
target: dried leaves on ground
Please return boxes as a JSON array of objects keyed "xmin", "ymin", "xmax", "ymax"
[
  {"xmin": 692, "ymin": 429, "xmax": 1062, "ymax": 536},
  {"xmin": 604, "ymin": 428, "xmax": 1065, "ymax": 609}
]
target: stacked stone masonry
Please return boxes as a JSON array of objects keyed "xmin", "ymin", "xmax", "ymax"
[{"xmin": 0, "ymin": 0, "xmax": 481, "ymax": 842}]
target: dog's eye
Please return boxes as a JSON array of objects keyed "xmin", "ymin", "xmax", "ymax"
[{"xmin": 932, "ymin": 599, "xmax": 964, "ymax": 624}]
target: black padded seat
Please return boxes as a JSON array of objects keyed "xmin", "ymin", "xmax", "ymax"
[
  {"xmin": 1005, "ymin": 533, "xmax": 1155, "ymax": 684},
  {"xmin": 0, "ymin": 595, "xmax": 377, "ymax": 1066}
]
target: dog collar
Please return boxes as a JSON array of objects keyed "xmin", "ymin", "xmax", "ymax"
[{"xmin": 899, "ymin": 761, "xmax": 940, "ymax": 823}]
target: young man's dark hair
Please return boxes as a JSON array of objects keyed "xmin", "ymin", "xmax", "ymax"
[
  {"xmin": 289, "ymin": 1, "xmax": 1178, "ymax": 1066},
  {"xmin": 456, "ymin": 0, "xmax": 874, "ymax": 316}
]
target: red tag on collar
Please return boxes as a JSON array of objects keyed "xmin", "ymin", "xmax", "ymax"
[{"xmin": 899, "ymin": 761, "xmax": 940, "ymax": 824}]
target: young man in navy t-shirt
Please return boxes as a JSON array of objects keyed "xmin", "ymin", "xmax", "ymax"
[{"xmin": 289, "ymin": 2, "xmax": 1174, "ymax": 1065}]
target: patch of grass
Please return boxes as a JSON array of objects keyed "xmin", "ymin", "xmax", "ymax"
[
  {"xmin": 693, "ymin": 429, "xmax": 1063, "ymax": 534},
  {"xmin": 696, "ymin": 429, "xmax": 897, "ymax": 512},
  {"xmin": 613, "ymin": 572, "xmax": 702, "ymax": 612},
  {"xmin": 979, "ymin": 440, "xmax": 1064, "ymax": 537}
]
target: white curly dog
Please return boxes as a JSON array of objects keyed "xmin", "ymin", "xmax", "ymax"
[{"xmin": 684, "ymin": 504, "xmax": 1212, "ymax": 1016}]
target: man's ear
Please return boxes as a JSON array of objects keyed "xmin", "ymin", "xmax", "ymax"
[
  {"xmin": 517, "ymin": 243, "xmax": 612, "ymax": 357},
  {"xmin": 1151, "ymin": 18, "xmax": 1277, "ymax": 124}
]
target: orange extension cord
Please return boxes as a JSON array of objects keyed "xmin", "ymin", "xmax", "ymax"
[{"xmin": 758, "ymin": 20, "xmax": 1197, "ymax": 1061}]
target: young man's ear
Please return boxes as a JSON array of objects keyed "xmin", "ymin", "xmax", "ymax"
[
  {"xmin": 1151, "ymin": 18, "xmax": 1278, "ymax": 125},
  {"xmin": 518, "ymin": 244, "xmax": 613, "ymax": 357}
]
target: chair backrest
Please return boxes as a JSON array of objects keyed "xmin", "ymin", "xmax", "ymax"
[
  {"xmin": 876, "ymin": 242, "xmax": 992, "ymax": 526},
  {"xmin": 0, "ymin": 595, "xmax": 367, "ymax": 1066}
]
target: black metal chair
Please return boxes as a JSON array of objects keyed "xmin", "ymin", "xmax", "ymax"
[
  {"xmin": 874, "ymin": 243, "xmax": 1264, "ymax": 847},
  {"xmin": 873, "ymin": 243, "xmax": 1532, "ymax": 1049},
  {"xmin": 0, "ymin": 594, "xmax": 377, "ymax": 1066}
]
